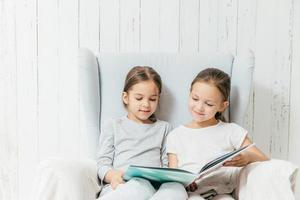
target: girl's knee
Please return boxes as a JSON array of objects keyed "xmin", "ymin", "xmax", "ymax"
[
  {"xmin": 127, "ymin": 178, "xmax": 156, "ymax": 197},
  {"xmin": 99, "ymin": 178, "xmax": 156, "ymax": 200},
  {"xmin": 212, "ymin": 194, "xmax": 235, "ymax": 200},
  {"xmin": 188, "ymin": 193, "xmax": 205, "ymax": 200},
  {"xmin": 150, "ymin": 182, "xmax": 187, "ymax": 200},
  {"xmin": 160, "ymin": 182, "xmax": 186, "ymax": 191}
]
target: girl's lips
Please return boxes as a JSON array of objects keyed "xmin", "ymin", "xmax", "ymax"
[
  {"xmin": 139, "ymin": 110, "xmax": 150, "ymax": 113},
  {"xmin": 194, "ymin": 111, "xmax": 205, "ymax": 116}
]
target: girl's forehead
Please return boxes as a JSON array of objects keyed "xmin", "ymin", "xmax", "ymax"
[
  {"xmin": 192, "ymin": 81, "xmax": 217, "ymax": 91},
  {"xmin": 129, "ymin": 80, "xmax": 159, "ymax": 93},
  {"xmin": 191, "ymin": 82, "xmax": 223, "ymax": 99}
]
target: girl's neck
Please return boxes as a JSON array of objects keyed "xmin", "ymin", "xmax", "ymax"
[
  {"xmin": 187, "ymin": 118, "xmax": 219, "ymax": 129},
  {"xmin": 126, "ymin": 114, "xmax": 153, "ymax": 124}
]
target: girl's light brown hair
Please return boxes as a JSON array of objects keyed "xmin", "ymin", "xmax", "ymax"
[
  {"xmin": 123, "ymin": 66, "xmax": 162, "ymax": 122},
  {"xmin": 190, "ymin": 68, "xmax": 231, "ymax": 122}
]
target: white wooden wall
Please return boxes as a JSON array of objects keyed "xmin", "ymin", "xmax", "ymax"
[{"xmin": 0, "ymin": 0, "xmax": 299, "ymax": 199}]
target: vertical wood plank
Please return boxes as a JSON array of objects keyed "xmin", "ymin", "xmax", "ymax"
[
  {"xmin": 79, "ymin": 0, "xmax": 100, "ymax": 52},
  {"xmin": 15, "ymin": 0, "xmax": 39, "ymax": 198},
  {"xmin": 217, "ymin": 0, "xmax": 238, "ymax": 53},
  {"xmin": 236, "ymin": 0, "xmax": 257, "ymax": 136},
  {"xmin": 57, "ymin": 0, "xmax": 80, "ymax": 159},
  {"xmin": 159, "ymin": 0, "xmax": 180, "ymax": 52},
  {"xmin": 140, "ymin": 0, "xmax": 160, "ymax": 52},
  {"xmin": 99, "ymin": 0, "xmax": 120, "ymax": 52},
  {"xmin": 289, "ymin": 1, "xmax": 300, "ymax": 197},
  {"xmin": 236, "ymin": 0, "xmax": 257, "ymax": 56},
  {"xmin": 198, "ymin": 0, "xmax": 218, "ymax": 52},
  {"xmin": 0, "ymin": 1, "xmax": 18, "ymax": 199},
  {"xmin": 37, "ymin": 0, "xmax": 60, "ymax": 160},
  {"xmin": 267, "ymin": 0, "xmax": 293, "ymax": 159},
  {"xmin": 253, "ymin": 0, "xmax": 277, "ymax": 156},
  {"xmin": 254, "ymin": 0, "xmax": 292, "ymax": 158},
  {"xmin": 119, "ymin": 0, "xmax": 140, "ymax": 52},
  {"xmin": 179, "ymin": 0, "xmax": 199, "ymax": 52}
]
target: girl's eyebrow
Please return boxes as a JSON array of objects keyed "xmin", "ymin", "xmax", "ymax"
[
  {"xmin": 134, "ymin": 93, "xmax": 158, "ymax": 97},
  {"xmin": 191, "ymin": 93, "xmax": 216, "ymax": 103}
]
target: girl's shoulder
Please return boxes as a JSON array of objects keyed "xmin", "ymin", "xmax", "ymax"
[
  {"xmin": 218, "ymin": 121, "xmax": 248, "ymax": 134},
  {"xmin": 155, "ymin": 118, "xmax": 171, "ymax": 127},
  {"xmin": 219, "ymin": 121, "xmax": 244, "ymax": 129},
  {"xmin": 167, "ymin": 125, "xmax": 186, "ymax": 135},
  {"xmin": 154, "ymin": 119, "xmax": 172, "ymax": 134}
]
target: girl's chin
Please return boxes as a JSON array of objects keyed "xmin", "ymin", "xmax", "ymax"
[
  {"xmin": 193, "ymin": 119, "xmax": 205, "ymax": 124},
  {"xmin": 137, "ymin": 114, "xmax": 152, "ymax": 121},
  {"xmin": 192, "ymin": 115, "xmax": 206, "ymax": 121}
]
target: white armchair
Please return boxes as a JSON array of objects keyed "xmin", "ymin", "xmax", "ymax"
[{"xmin": 32, "ymin": 48, "xmax": 297, "ymax": 200}]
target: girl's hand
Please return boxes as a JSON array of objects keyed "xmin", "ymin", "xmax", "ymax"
[
  {"xmin": 105, "ymin": 169, "xmax": 125, "ymax": 190},
  {"xmin": 224, "ymin": 137, "xmax": 269, "ymax": 167},
  {"xmin": 223, "ymin": 152, "xmax": 251, "ymax": 167},
  {"xmin": 186, "ymin": 181, "xmax": 198, "ymax": 192}
]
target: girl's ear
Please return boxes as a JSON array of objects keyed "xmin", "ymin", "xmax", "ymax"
[
  {"xmin": 220, "ymin": 101, "xmax": 229, "ymax": 112},
  {"xmin": 122, "ymin": 92, "xmax": 129, "ymax": 105}
]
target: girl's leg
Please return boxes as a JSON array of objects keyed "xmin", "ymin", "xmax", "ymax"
[
  {"xmin": 211, "ymin": 194, "xmax": 235, "ymax": 200},
  {"xmin": 98, "ymin": 178, "xmax": 156, "ymax": 200},
  {"xmin": 188, "ymin": 193, "xmax": 205, "ymax": 200},
  {"xmin": 150, "ymin": 182, "xmax": 188, "ymax": 200}
]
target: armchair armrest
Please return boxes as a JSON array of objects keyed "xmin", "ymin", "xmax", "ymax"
[
  {"xmin": 236, "ymin": 159, "xmax": 298, "ymax": 200},
  {"xmin": 32, "ymin": 158, "xmax": 100, "ymax": 200}
]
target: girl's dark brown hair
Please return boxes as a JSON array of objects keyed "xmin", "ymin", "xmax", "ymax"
[
  {"xmin": 123, "ymin": 66, "xmax": 162, "ymax": 122},
  {"xmin": 190, "ymin": 68, "xmax": 231, "ymax": 122}
]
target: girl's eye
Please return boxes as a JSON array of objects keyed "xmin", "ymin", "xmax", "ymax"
[
  {"xmin": 150, "ymin": 99, "xmax": 157, "ymax": 102},
  {"xmin": 192, "ymin": 97, "xmax": 198, "ymax": 101},
  {"xmin": 206, "ymin": 102, "xmax": 213, "ymax": 107},
  {"xmin": 135, "ymin": 98, "xmax": 142, "ymax": 101}
]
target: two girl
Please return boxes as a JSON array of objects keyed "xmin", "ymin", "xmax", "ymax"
[{"xmin": 97, "ymin": 66, "xmax": 271, "ymax": 199}]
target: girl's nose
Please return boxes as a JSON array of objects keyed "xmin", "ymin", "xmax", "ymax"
[
  {"xmin": 197, "ymin": 102, "xmax": 204, "ymax": 111},
  {"xmin": 142, "ymin": 100, "xmax": 150, "ymax": 107}
]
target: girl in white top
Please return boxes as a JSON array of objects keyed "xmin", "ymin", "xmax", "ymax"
[
  {"xmin": 97, "ymin": 66, "xmax": 187, "ymax": 200},
  {"xmin": 167, "ymin": 68, "xmax": 268, "ymax": 200}
]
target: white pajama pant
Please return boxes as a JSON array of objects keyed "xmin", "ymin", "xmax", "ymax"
[
  {"xmin": 188, "ymin": 193, "xmax": 234, "ymax": 200},
  {"xmin": 98, "ymin": 178, "xmax": 188, "ymax": 200}
]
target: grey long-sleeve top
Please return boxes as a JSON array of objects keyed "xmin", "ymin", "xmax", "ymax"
[{"xmin": 97, "ymin": 116, "xmax": 171, "ymax": 181}]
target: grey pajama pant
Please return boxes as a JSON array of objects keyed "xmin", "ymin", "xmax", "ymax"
[{"xmin": 98, "ymin": 177, "xmax": 188, "ymax": 200}]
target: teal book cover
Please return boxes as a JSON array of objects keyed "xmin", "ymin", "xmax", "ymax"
[
  {"xmin": 123, "ymin": 166, "xmax": 197, "ymax": 186},
  {"xmin": 123, "ymin": 144, "xmax": 254, "ymax": 187}
]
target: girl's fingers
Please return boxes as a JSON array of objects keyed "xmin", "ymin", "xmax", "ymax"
[
  {"xmin": 231, "ymin": 154, "xmax": 242, "ymax": 161},
  {"xmin": 186, "ymin": 182, "xmax": 198, "ymax": 192},
  {"xmin": 224, "ymin": 158, "xmax": 247, "ymax": 167}
]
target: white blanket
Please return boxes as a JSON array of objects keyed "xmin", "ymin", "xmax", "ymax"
[
  {"xmin": 31, "ymin": 159, "xmax": 297, "ymax": 200},
  {"xmin": 236, "ymin": 159, "xmax": 298, "ymax": 200},
  {"xmin": 31, "ymin": 158, "xmax": 100, "ymax": 200}
]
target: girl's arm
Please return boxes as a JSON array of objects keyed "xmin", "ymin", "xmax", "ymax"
[
  {"xmin": 224, "ymin": 136, "xmax": 269, "ymax": 167},
  {"xmin": 161, "ymin": 123, "xmax": 173, "ymax": 167},
  {"xmin": 97, "ymin": 120, "xmax": 124, "ymax": 189},
  {"xmin": 169, "ymin": 153, "xmax": 198, "ymax": 192},
  {"xmin": 168, "ymin": 153, "xmax": 178, "ymax": 168}
]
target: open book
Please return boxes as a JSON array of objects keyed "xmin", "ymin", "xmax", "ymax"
[{"xmin": 123, "ymin": 143, "xmax": 255, "ymax": 187}]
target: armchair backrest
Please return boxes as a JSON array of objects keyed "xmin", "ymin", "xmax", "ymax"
[{"xmin": 78, "ymin": 49, "xmax": 254, "ymax": 159}]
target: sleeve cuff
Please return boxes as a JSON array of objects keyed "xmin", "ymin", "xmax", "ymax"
[{"xmin": 98, "ymin": 166, "xmax": 113, "ymax": 181}]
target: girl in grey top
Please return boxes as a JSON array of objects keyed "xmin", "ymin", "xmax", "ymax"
[{"xmin": 97, "ymin": 66, "xmax": 187, "ymax": 200}]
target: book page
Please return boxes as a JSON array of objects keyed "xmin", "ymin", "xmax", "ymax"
[{"xmin": 198, "ymin": 143, "xmax": 255, "ymax": 177}]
